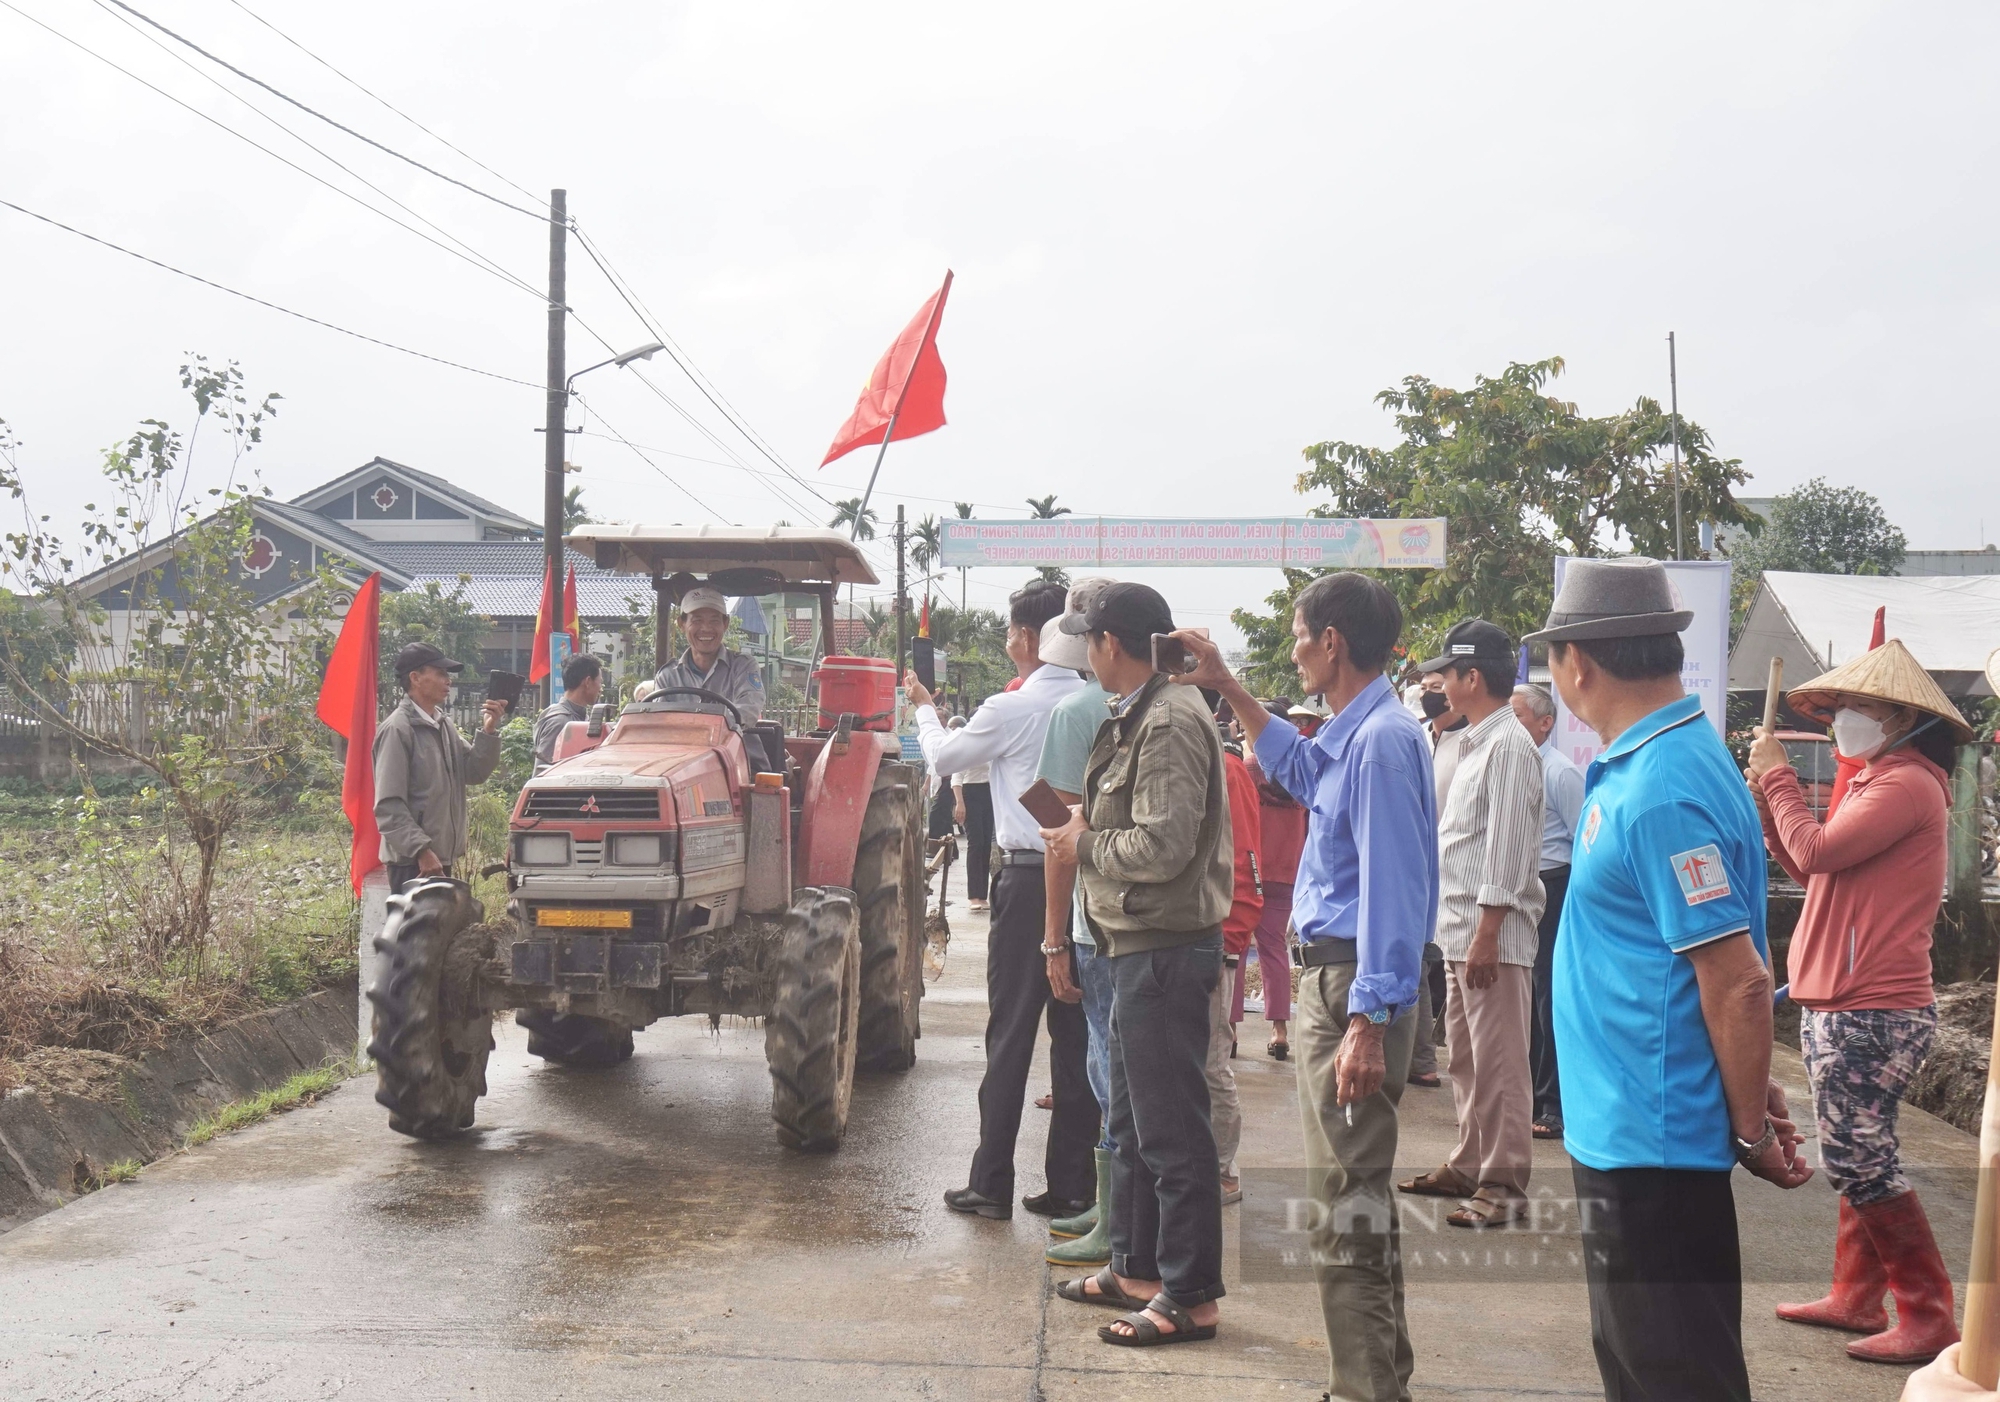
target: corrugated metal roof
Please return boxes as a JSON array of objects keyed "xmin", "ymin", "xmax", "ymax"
[
  {"xmin": 370, "ymin": 541, "xmax": 598, "ymax": 576},
  {"xmin": 402, "ymin": 573, "xmax": 654, "ymax": 620}
]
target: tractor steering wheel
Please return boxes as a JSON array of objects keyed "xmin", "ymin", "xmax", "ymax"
[{"xmin": 647, "ymin": 686, "xmax": 744, "ymax": 731}]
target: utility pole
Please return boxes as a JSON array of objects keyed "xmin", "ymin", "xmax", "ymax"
[
  {"xmin": 1668, "ymin": 330, "xmax": 1684, "ymax": 562},
  {"xmin": 894, "ymin": 503, "xmax": 908, "ymax": 679},
  {"xmin": 543, "ymin": 188, "xmax": 568, "ymax": 704}
]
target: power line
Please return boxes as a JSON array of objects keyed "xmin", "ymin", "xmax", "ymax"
[
  {"xmin": 570, "ymin": 224, "xmax": 831, "ymax": 508},
  {"xmin": 0, "ymin": 198, "xmax": 537, "ymax": 387},
  {"xmin": 222, "ymin": 0, "xmax": 540, "ymax": 205},
  {"xmin": 99, "ymin": 0, "xmax": 544, "ymax": 220},
  {"xmin": 2, "ymin": 0, "xmax": 545, "ymax": 303},
  {"xmin": 78, "ymin": 0, "xmax": 547, "ymax": 303},
  {"xmin": 570, "ymin": 392, "xmax": 728, "ymax": 520}
]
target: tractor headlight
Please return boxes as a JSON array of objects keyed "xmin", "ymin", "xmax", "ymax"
[
  {"xmin": 513, "ymin": 832, "xmax": 571, "ymax": 866},
  {"xmin": 607, "ymin": 832, "xmax": 666, "ymax": 866}
]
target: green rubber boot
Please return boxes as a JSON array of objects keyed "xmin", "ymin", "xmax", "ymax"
[{"xmin": 1046, "ymin": 1149, "xmax": 1112, "ymax": 1266}]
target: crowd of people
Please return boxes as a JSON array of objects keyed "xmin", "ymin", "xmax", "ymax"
[{"xmin": 900, "ymin": 558, "xmax": 1974, "ymax": 1401}]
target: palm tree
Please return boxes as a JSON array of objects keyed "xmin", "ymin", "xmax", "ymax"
[
  {"xmin": 861, "ymin": 601, "xmax": 893, "ymax": 656},
  {"xmin": 912, "ymin": 514, "xmax": 942, "ymax": 579},
  {"xmin": 562, "ymin": 484, "xmax": 593, "ymax": 531},
  {"xmin": 1025, "ymin": 494, "xmax": 1071, "ymax": 520},
  {"xmin": 829, "ymin": 497, "xmax": 879, "ymax": 542}
]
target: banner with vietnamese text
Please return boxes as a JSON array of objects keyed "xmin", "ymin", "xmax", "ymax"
[{"xmin": 937, "ymin": 517, "xmax": 1446, "ymax": 569}]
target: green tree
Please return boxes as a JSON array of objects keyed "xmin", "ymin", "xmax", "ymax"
[
  {"xmin": 1725, "ymin": 477, "xmax": 1905, "ymax": 629},
  {"xmin": 828, "ymin": 497, "xmax": 878, "ymax": 541},
  {"xmin": 0, "ymin": 360, "xmax": 336, "ymax": 975},
  {"xmin": 1026, "ymin": 495, "xmax": 1070, "ymax": 520},
  {"xmin": 1236, "ymin": 357, "xmax": 1757, "ymax": 683},
  {"xmin": 562, "ymin": 485, "xmax": 593, "ymax": 532},
  {"xmin": 376, "ymin": 579, "xmax": 491, "ymax": 709}
]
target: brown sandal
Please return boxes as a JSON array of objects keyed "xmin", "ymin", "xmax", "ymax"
[
  {"xmin": 1396, "ymin": 1167, "xmax": 1477, "ymax": 1198},
  {"xmin": 1446, "ymin": 1190, "xmax": 1529, "ymax": 1229}
]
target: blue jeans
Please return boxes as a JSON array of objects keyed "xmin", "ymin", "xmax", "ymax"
[{"xmin": 1075, "ymin": 939, "xmax": 1117, "ymax": 1152}]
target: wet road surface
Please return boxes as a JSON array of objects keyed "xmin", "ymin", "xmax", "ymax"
[{"xmin": 0, "ymin": 905, "xmax": 1974, "ymax": 1399}]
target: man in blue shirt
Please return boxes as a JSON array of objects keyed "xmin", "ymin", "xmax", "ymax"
[
  {"xmin": 1528, "ymin": 557, "xmax": 1813, "ymax": 1402},
  {"xmin": 1178, "ymin": 572, "xmax": 1436, "ymax": 1402}
]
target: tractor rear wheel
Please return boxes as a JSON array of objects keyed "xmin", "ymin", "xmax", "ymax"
[
  {"xmin": 855, "ymin": 760, "xmax": 924, "ymax": 1072},
  {"xmin": 367, "ymin": 880, "xmax": 495, "ymax": 1140},
  {"xmin": 766, "ymin": 886, "xmax": 861, "ymax": 1152}
]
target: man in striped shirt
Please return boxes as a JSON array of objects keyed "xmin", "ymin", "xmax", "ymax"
[{"xmin": 1397, "ymin": 619, "xmax": 1545, "ymax": 1227}]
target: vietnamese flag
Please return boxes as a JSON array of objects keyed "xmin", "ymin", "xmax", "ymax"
[
  {"xmin": 529, "ymin": 560, "xmax": 558, "ymax": 684},
  {"xmin": 563, "ymin": 565, "xmax": 582, "ymax": 643},
  {"xmin": 821, "ymin": 271, "xmax": 953, "ymax": 466},
  {"xmin": 1826, "ymin": 606, "xmax": 1886, "ymax": 817},
  {"xmin": 315, "ymin": 573, "xmax": 383, "ymax": 894}
]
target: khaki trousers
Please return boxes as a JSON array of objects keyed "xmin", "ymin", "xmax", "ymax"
[
  {"xmin": 1442, "ymin": 960, "xmax": 1533, "ymax": 1198},
  {"xmin": 1296, "ymin": 960, "xmax": 1419, "ymax": 1402},
  {"xmin": 1205, "ymin": 957, "xmax": 1242, "ymax": 1176}
]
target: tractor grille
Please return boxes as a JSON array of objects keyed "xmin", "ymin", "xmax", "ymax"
[
  {"xmin": 522, "ymin": 788, "xmax": 662, "ymax": 820},
  {"xmin": 572, "ymin": 839, "xmax": 603, "ymax": 867}
]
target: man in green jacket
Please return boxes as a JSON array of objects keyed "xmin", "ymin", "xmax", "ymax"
[{"xmin": 1041, "ymin": 582, "xmax": 1232, "ymax": 1349}]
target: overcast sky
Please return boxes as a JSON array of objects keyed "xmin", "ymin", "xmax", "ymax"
[{"xmin": 4, "ymin": 1, "xmax": 1995, "ymax": 645}]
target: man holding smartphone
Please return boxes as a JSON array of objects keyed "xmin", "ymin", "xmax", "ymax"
[{"xmin": 373, "ymin": 642, "xmax": 505, "ymax": 892}]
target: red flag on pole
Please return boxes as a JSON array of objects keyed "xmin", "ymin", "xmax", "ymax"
[
  {"xmin": 563, "ymin": 565, "xmax": 582, "ymax": 643},
  {"xmin": 1826, "ymin": 606, "xmax": 1887, "ymax": 817},
  {"xmin": 315, "ymin": 573, "xmax": 383, "ymax": 895},
  {"xmin": 821, "ymin": 272, "xmax": 953, "ymax": 467},
  {"xmin": 528, "ymin": 560, "xmax": 557, "ymax": 684}
]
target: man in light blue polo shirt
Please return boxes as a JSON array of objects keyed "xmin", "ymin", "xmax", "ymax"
[{"xmin": 1529, "ymin": 558, "xmax": 1813, "ymax": 1402}]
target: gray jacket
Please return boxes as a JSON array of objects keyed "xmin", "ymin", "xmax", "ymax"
[
  {"xmin": 373, "ymin": 697, "xmax": 501, "ymax": 866},
  {"xmin": 654, "ymin": 647, "xmax": 765, "ymax": 722},
  {"xmin": 533, "ymin": 697, "xmax": 588, "ymax": 770}
]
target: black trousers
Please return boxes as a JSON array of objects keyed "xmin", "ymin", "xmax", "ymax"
[
  {"xmin": 1573, "ymin": 1162, "xmax": 1749, "ymax": 1402},
  {"xmin": 1107, "ymin": 931, "xmax": 1225, "ymax": 1305},
  {"xmin": 969, "ymin": 862, "xmax": 1094, "ymax": 1203},
  {"xmin": 1530, "ymin": 863, "xmax": 1570, "ymax": 1125},
  {"xmin": 962, "ymin": 783, "xmax": 993, "ymax": 900},
  {"xmin": 386, "ymin": 862, "xmax": 421, "ymax": 894}
]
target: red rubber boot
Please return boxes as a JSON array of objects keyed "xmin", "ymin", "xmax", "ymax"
[
  {"xmin": 1848, "ymin": 1190, "xmax": 1960, "ymax": 1364},
  {"xmin": 1775, "ymin": 1196, "xmax": 1888, "ymax": 1333}
]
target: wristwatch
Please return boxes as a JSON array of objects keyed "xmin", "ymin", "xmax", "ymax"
[
  {"xmin": 1040, "ymin": 942, "xmax": 1071, "ymax": 957},
  {"xmin": 1357, "ymin": 1007, "xmax": 1390, "ymax": 1026},
  {"xmin": 1730, "ymin": 1117, "xmax": 1775, "ymax": 1166}
]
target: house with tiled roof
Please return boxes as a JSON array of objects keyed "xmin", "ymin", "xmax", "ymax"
[{"xmin": 76, "ymin": 458, "xmax": 828, "ymax": 686}]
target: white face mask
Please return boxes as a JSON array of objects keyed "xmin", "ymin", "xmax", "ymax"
[{"xmin": 1831, "ymin": 708, "xmax": 1889, "ymax": 760}]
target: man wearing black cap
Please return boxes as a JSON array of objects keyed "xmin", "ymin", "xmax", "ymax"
[
  {"xmin": 374, "ymin": 642, "xmax": 505, "ymax": 892},
  {"xmin": 1395, "ymin": 620, "xmax": 1544, "ymax": 1228},
  {"xmin": 1041, "ymin": 582, "xmax": 1233, "ymax": 1348}
]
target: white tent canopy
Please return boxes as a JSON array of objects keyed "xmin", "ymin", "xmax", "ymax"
[{"xmin": 1729, "ymin": 571, "xmax": 2000, "ymax": 696}]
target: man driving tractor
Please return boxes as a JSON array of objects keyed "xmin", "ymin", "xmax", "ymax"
[{"xmin": 653, "ymin": 585, "xmax": 765, "ymax": 723}]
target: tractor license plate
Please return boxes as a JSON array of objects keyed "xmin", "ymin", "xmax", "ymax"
[{"xmin": 535, "ymin": 907, "xmax": 633, "ymax": 929}]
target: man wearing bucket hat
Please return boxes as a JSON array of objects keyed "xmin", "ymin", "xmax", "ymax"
[
  {"xmin": 1747, "ymin": 637, "xmax": 1969, "ymax": 1364},
  {"xmin": 373, "ymin": 641, "xmax": 505, "ymax": 893},
  {"xmin": 653, "ymin": 585, "xmax": 766, "ymax": 724},
  {"xmin": 1530, "ymin": 557, "xmax": 1812, "ymax": 1402}
]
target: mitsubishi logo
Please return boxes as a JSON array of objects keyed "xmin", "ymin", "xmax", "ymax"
[{"xmin": 578, "ymin": 796, "xmax": 601, "ymax": 814}]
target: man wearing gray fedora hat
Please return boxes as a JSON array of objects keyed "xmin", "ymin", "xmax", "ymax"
[{"xmin": 1530, "ymin": 557, "xmax": 1814, "ymax": 1401}]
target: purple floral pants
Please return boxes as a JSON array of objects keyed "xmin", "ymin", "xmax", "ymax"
[{"xmin": 1799, "ymin": 1005, "xmax": 1936, "ymax": 1205}]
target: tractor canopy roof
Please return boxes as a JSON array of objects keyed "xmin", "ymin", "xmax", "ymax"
[{"xmin": 566, "ymin": 525, "xmax": 878, "ymax": 589}]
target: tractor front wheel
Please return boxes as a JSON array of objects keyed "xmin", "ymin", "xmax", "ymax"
[
  {"xmin": 367, "ymin": 880, "xmax": 495, "ymax": 1140},
  {"xmin": 766, "ymin": 886, "xmax": 861, "ymax": 1152}
]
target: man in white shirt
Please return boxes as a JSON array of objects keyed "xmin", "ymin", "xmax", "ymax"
[
  {"xmin": 1398, "ymin": 620, "xmax": 1545, "ymax": 1227},
  {"xmin": 904, "ymin": 579, "xmax": 1093, "ymax": 1221},
  {"xmin": 1511, "ymin": 682, "xmax": 1585, "ymax": 1140}
]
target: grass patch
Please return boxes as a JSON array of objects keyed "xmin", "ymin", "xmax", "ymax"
[
  {"xmin": 86, "ymin": 1158, "xmax": 142, "ymax": 1190},
  {"xmin": 184, "ymin": 1057, "xmax": 356, "ymax": 1148}
]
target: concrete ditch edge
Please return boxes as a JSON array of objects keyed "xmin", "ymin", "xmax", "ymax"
[{"xmin": 0, "ymin": 977, "xmax": 357, "ymax": 1235}]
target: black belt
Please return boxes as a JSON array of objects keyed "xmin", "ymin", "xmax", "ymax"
[
  {"xmin": 994, "ymin": 848, "xmax": 1044, "ymax": 868},
  {"xmin": 1297, "ymin": 937, "xmax": 1358, "ymax": 967}
]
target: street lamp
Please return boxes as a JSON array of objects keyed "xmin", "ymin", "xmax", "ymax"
[{"xmin": 542, "ymin": 340, "xmax": 666, "ymax": 700}]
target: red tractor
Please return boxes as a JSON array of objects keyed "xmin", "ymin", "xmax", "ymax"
[{"xmin": 366, "ymin": 528, "xmax": 926, "ymax": 1152}]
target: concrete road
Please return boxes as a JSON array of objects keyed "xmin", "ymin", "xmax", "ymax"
[{"xmin": 0, "ymin": 905, "xmax": 1968, "ymax": 1400}]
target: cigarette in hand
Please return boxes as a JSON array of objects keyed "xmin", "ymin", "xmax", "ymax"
[{"xmin": 1344, "ymin": 1103, "xmax": 1354, "ymax": 1127}]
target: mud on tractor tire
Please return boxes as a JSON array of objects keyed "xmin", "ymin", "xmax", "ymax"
[
  {"xmin": 367, "ymin": 880, "xmax": 496, "ymax": 1140},
  {"xmin": 854, "ymin": 761, "xmax": 925, "ymax": 1073},
  {"xmin": 766, "ymin": 886, "xmax": 862, "ymax": 1152}
]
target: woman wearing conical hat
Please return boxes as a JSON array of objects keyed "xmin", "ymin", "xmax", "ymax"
[{"xmin": 1745, "ymin": 638, "xmax": 1970, "ymax": 1365}]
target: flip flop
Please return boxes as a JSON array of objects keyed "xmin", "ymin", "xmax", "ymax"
[
  {"xmin": 1447, "ymin": 1190, "xmax": 1530, "ymax": 1229},
  {"xmin": 1397, "ymin": 1167, "xmax": 1476, "ymax": 1198},
  {"xmin": 1055, "ymin": 1265, "xmax": 1148, "ymax": 1311},
  {"xmin": 1098, "ymin": 1292, "xmax": 1217, "ymax": 1348},
  {"xmin": 1533, "ymin": 1120, "xmax": 1564, "ymax": 1140},
  {"xmin": 1406, "ymin": 1071, "xmax": 1441, "ymax": 1089}
]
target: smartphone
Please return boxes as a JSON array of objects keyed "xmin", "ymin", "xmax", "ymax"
[
  {"xmin": 1151, "ymin": 633, "xmax": 1194, "ymax": 676},
  {"xmin": 912, "ymin": 635, "xmax": 936, "ymax": 692},
  {"xmin": 1018, "ymin": 777, "xmax": 1076, "ymax": 830},
  {"xmin": 486, "ymin": 669, "xmax": 527, "ymax": 713}
]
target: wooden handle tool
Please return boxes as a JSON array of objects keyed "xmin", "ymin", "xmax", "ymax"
[{"xmin": 1761, "ymin": 657, "xmax": 1784, "ymax": 734}]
